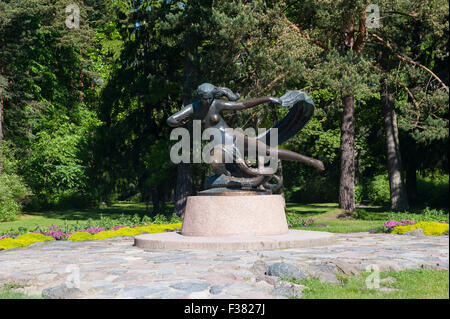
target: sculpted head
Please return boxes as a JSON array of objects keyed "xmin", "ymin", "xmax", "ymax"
[{"xmin": 197, "ymin": 83, "xmax": 240, "ymax": 107}]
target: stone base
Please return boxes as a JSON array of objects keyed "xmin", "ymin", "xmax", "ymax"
[
  {"xmin": 134, "ymin": 230, "xmax": 334, "ymax": 250},
  {"xmin": 181, "ymin": 195, "xmax": 288, "ymax": 237}
]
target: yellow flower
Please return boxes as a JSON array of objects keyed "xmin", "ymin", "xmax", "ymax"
[
  {"xmin": 0, "ymin": 233, "xmax": 54, "ymax": 250},
  {"xmin": 392, "ymin": 221, "xmax": 449, "ymax": 236},
  {"xmin": 3, "ymin": 223, "xmax": 184, "ymax": 247},
  {"xmin": 0, "ymin": 238, "xmax": 24, "ymax": 250},
  {"xmin": 134, "ymin": 223, "xmax": 182, "ymax": 234},
  {"xmin": 92, "ymin": 227, "xmax": 142, "ymax": 240},
  {"xmin": 67, "ymin": 232, "xmax": 94, "ymax": 241}
]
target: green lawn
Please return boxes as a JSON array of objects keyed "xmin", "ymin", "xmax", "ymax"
[
  {"xmin": 1, "ymin": 202, "xmax": 391, "ymax": 235},
  {"xmin": 0, "ymin": 284, "xmax": 42, "ymax": 299},
  {"xmin": 0, "ymin": 290, "xmax": 41, "ymax": 299},
  {"xmin": 287, "ymin": 269, "xmax": 449, "ymax": 299},
  {"xmin": 0, "ymin": 202, "xmax": 171, "ymax": 235},
  {"xmin": 286, "ymin": 203, "xmax": 386, "ymax": 233}
]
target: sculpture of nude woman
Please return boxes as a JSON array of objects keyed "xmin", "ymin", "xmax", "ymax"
[{"xmin": 168, "ymin": 83, "xmax": 324, "ymax": 194}]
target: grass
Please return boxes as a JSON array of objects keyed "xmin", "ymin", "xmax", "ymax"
[
  {"xmin": 0, "ymin": 201, "xmax": 172, "ymax": 234},
  {"xmin": 2, "ymin": 201, "xmax": 379, "ymax": 235},
  {"xmin": 286, "ymin": 203, "xmax": 386, "ymax": 233},
  {"xmin": 287, "ymin": 269, "xmax": 449, "ymax": 299},
  {"xmin": 1, "ymin": 201, "xmax": 444, "ymax": 235},
  {"xmin": 0, "ymin": 284, "xmax": 42, "ymax": 299}
]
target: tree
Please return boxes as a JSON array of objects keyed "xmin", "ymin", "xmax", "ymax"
[
  {"xmin": 368, "ymin": 0, "xmax": 448, "ymax": 207},
  {"xmin": 285, "ymin": 1, "xmax": 379, "ymax": 211},
  {"xmin": 380, "ymin": 76, "xmax": 408, "ymax": 210},
  {"xmin": 0, "ymin": 0, "xmax": 102, "ymax": 206}
]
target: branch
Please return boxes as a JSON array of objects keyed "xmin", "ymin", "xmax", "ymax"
[
  {"xmin": 283, "ymin": 17, "xmax": 329, "ymax": 51},
  {"xmin": 370, "ymin": 33, "xmax": 449, "ymax": 93},
  {"xmin": 353, "ymin": 11, "xmax": 368, "ymax": 59},
  {"xmin": 373, "ymin": 64, "xmax": 419, "ymax": 108},
  {"xmin": 266, "ymin": 71, "xmax": 289, "ymax": 91},
  {"xmin": 242, "ymin": 110, "xmax": 261, "ymax": 128},
  {"xmin": 382, "ymin": 10, "xmax": 419, "ymax": 19},
  {"xmin": 395, "ymin": 79, "xmax": 420, "ymax": 109}
]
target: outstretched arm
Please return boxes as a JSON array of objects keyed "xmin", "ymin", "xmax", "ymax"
[
  {"xmin": 218, "ymin": 96, "xmax": 281, "ymax": 111},
  {"xmin": 167, "ymin": 104, "xmax": 194, "ymax": 127}
]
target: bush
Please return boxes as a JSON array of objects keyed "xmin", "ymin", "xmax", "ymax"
[
  {"xmin": 387, "ymin": 207, "xmax": 449, "ymax": 223},
  {"xmin": 285, "ymin": 176, "xmax": 339, "ymax": 203},
  {"xmin": 416, "ymin": 173, "xmax": 449, "ymax": 208},
  {"xmin": 367, "ymin": 174, "xmax": 390, "ymax": 206},
  {"xmin": 354, "ymin": 184, "xmax": 363, "ymax": 204},
  {"xmin": 0, "ymin": 173, "xmax": 32, "ymax": 222}
]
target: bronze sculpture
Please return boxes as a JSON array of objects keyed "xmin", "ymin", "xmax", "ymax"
[{"xmin": 168, "ymin": 83, "xmax": 324, "ymax": 195}]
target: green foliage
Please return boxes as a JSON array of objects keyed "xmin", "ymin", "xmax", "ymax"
[
  {"xmin": 354, "ymin": 184, "xmax": 363, "ymax": 204},
  {"xmin": 0, "ymin": 0, "xmax": 105, "ymax": 209},
  {"xmin": 0, "ymin": 143, "xmax": 32, "ymax": 221},
  {"xmin": 284, "ymin": 171, "xmax": 339, "ymax": 203},
  {"xmin": 387, "ymin": 207, "xmax": 449, "ymax": 224},
  {"xmin": 416, "ymin": 173, "xmax": 449, "ymax": 208},
  {"xmin": 0, "ymin": 0, "xmax": 448, "ymax": 214},
  {"xmin": 367, "ymin": 174, "xmax": 391, "ymax": 206},
  {"xmin": 21, "ymin": 106, "xmax": 99, "ymax": 209}
]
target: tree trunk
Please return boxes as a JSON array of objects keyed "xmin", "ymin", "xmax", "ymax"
[
  {"xmin": 405, "ymin": 136, "xmax": 417, "ymax": 206},
  {"xmin": 152, "ymin": 187, "xmax": 162, "ymax": 214},
  {"xmin": 0, "ymin": 63, "xmax": 4, "ymax": 174},
  {"xmin": 381, "ymin": 79, "xmax": 409, "ymax": 211},
  {"xmin": 174, "ymin": 164, "xmax": 193, "ymax": 218},
  {"xmin": 339, "ymin": 95, "xmax": 355, "ymax": 212},
  {"xmin": 0, "ymin": 93, "xmax": 3, "ymax": 174},
  {"xmin": 174, "ymin": 37, "xmax": 196, "ymax": 218}
]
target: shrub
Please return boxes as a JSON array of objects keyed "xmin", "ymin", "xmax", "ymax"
[
  {"xmin": 367, "ymin": 174, "xmax": 390, "ymax": 205},
  {"xmin": 354, "ymin": 184, "xmax": 363, "ymax": 204},
  {"xmin": 387, "ymin": 207, "xmax": 449, "ymax": 223},
  {"xmin": 285, "ymin": 174, "xmax": 339, "ymax": 204},
  {"xmin": 0, "ymin": 173, "xmax": 32, "ymax": 221},
  {"xmin": 416, "ymin": 173, "xmax": 449, "ymax": 208}
]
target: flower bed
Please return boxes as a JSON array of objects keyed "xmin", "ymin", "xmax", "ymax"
[
  {"xmin": 0, "ymin": 233, "xmax": 55, "ymax": 250},
  {"xmin": 287, "ymin": 216, "xmax": 317, "ymax": 228},
  {"xmin": 377, "ymin": 219, "xmax": 448, "ymax": 236},
  {"xmin": 380, "ymin": 219, "xmax": 416, "ymax": 233},
  {"xmin": 0, "ymin": 223, "xmax": 182, "ymax": 250},
  {"xmin": 392, "ymin": 221, "xmax": 449, "ymax": 236}
]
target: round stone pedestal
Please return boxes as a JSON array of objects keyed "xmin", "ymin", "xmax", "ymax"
[
  {"xmin": 181, "ymin": 195, "xmax": 288, "ymax": 237},
  {"xmin": 134, "ymin": 194, "xmax": 335, "ymax": 250},
  {"xmin": 134, "ymin": 230, "xmax": 334, "ymax": 250}
]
